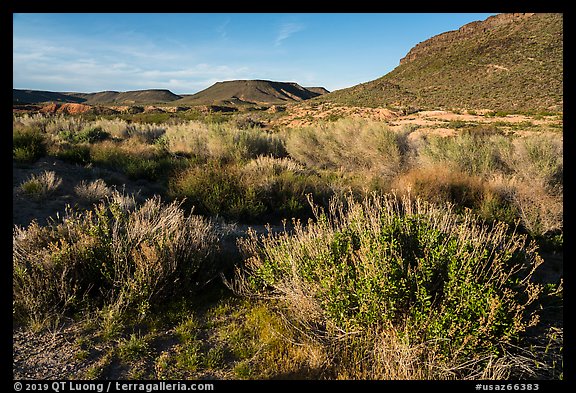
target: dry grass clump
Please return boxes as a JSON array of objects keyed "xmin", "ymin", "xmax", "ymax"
[
  {"xmin": 74, "ymin": 179, "xmax": 113, "ymax": 203},
  {"xmin": 19, "ymin": 170, "xmax": 63, "ymax": 200},
  {"xmin": 234, "ymin": 193, "xmax": 546, "ymax": 379}
]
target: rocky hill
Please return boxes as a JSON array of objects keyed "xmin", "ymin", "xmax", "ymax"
[
  {"xmin": 304, "ymin": 87, "xmax": 330, "ymax": 95},
  {"xmin": 13, "ymin": 89, "xmax": 182, "ymax": 105},
  {"xmin": 77, "ymin": 89, "xmax": 182, "ymax": 105},
  {"xmin": 317, "ymin": 13, "xmax": 563, "ymax": 113},
  {"xmin": 175, "ymin": 80, "xmax": 325, "ymax": 106},
  {"xmin": 13, "ymin": 89, "xmax": 86, "ymax": 104}
]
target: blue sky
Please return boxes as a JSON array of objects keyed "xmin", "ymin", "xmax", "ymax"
[{"xmin": 13, "ymin": 13, "xmax": 496, "ymax": 94}]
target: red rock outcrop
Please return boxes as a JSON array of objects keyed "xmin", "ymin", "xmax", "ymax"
[
  {"xmin": 39, "ymin": 103, "xmax": 59, "ymax": 114},
  {"xmin": 56, "ymin": 103, "xmax": 93, "ymax": 115}
]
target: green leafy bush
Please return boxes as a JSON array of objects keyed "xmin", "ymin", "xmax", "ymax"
[
  {"xmin": 59, "ymin": 126, "xmax": 110, "ymax": 144},
  {"xmin": 89, "ymin": 141, "xmax": 178, "ymax": 181},
  {"xmin": 13, "ymin": 128, "xmax": 46, "ymax": 163},
  {"xmin": 237, "ymin": 193, "xmax": 543, "ymax": 369}
]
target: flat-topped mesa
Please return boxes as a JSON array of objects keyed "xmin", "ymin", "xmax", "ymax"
[
  {"xmin": 176, "ymin": 80, "xmax": 327, "ymax": 105},
  {"xmin": 399, "ymin": 13, "xmax": 536, "ymax": 65}
]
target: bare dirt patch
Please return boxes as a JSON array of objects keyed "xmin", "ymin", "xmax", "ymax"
[
  {"xmin": 13, "ymin": 157, "xmax": 165, "ymax": 228},
  {"xmin": 275, "ymin": 104, "xmax": 562, "ymax": 136},
  {"xmin": 13, "ymin": 323, "xmax": 103, "ymax": 379}
]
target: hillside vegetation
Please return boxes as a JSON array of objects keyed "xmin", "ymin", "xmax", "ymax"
[{"xmin": 318, "ymin": 13, "xmax": 562, "ymax": 113}]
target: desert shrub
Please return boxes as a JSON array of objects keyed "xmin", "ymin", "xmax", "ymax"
[
  {"xmin": 169, "ymin": 157, "xmax": 330, "ymax": 221},
  {"xmin": 461, "ymin": 124, "xmax": 504, "ymax": 137},
  {"xmin": 234, "ymin": 128, "xmax": 286, "ymax": 160},
  {"xmin": 234, "ymin": 116, "xmax": 265, "ymax": 130},
  {"xmin": 204, "ymin": 124, "xmax": 286, "ymax": 163},
  {"xmin": 393, "ymin": 166, "xmax": 518, "ymax": 226},
  {"xmin": 122, "ymin": 124, "xmax": 166, "ymax": 144},
  {"xmin": 168, "ymin": 162, "xmax": 266, "ymax": 220},
  {"xmin": 163, "ymin": 121, "xmax": 286, "ymax": 163},
  {"xmin": 50, "ymin": 143, "xmax": 92, "ymax": 165},
  {"xmin": 129, "ymin": 112, "xmax": 173, "ymax": 124},
  {"xmin": 510, "ymin": 181, "xmax": 563, "ymax": 238},
  {"xmin": 504, "ymin": 134, "xmax": 563, "ymax": 191},
  {"xmin": 90, "ymin": 118, "xmax": 131, "ymax": 138},
  {"xmin": 419, "ymin": 133, "xmax": 511, "ymax": 177},
  {"xmin": 14, "ymin": 113, "xmax": 50, "ymax": 132},
  {"xmin": 239, "ymin": 156, "xmax": 330, "ymax": 218},
  {"xmin": 13, "ymin": 127, "xmax": 46, "ymax": 163},
  {"xmin": 235, "ymin": 193, "xmax": 544, "ymax": 378},
  {"xmin": 285, "ymin": 118, "xmax": 409, "ymax": 180},
  {"xmin": 44, "ymin": 115, "xmax": 86, "ymax": 135},
  {"xmin": 416, "ymin": 133, "xmax": 562, "ymax": 238},
  {"xmin": 74, "ymin": 179, "xmax": 112, "ymax": 203},
  {"xmin": 242, "ymin": 155, "xmax": 309, "ymax": 177},
  {"xmin": 162, "ymin": 120, "xmax": 210, "ymax": 158},
  {"xmin": 13, "ymin": 194, "xmax": 220, "ymax": 328},
  {"xmin": 447, "ymin": 120, "xmax": 469, "ymax": 129},
  {"xmin": 497, "ymin": 135, "xmax": 563, "ymax": 238},
  {"xmin": 89, "ymin": 140, "xmax": 178, "ymax": 181},
  {"xmin": 19, "ymin": 170, "xmax": 63, "ymax": 200},
  {"xmin": 59, "ymin": 126, "xmax": 110, "ymax": 144}
]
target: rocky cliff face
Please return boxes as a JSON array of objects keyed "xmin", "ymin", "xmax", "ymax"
[{"xmin": 399, "ymin": 13, "xmax": 536, "ymax": 65}]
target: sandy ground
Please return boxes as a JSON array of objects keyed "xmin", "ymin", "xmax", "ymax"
[{"xmin": 273, "ymin": 104, "xmax": 562, "ymax": 136}]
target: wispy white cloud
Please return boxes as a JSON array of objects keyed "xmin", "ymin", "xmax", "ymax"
[
  {"xmin": 215, "ymin": 18, "xmax": 231, "ymax": 39},
  {"xmin": 12, "ymin": 33, "xmax": 253, "ymax": 93},
  {"xmin": 274, "ymin": 22, "xmax": 305, "ymax": 46},
  {"xmin": 13, "ymin": 47, "xmax": 252, "ymax": 93}
]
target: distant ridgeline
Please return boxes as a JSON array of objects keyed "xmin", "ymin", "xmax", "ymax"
[
  {"xmin": 13, "ymin": 89, "xmax": 183, "ymax": 105},
  {"xmin": 13, "ymin": 81, "xmax": 330, "ymax": 107}
]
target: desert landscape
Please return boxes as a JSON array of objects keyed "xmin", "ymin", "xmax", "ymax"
[{"xmin": 13, "ymin": 13, "xmax": 562, "ymax": 381}]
